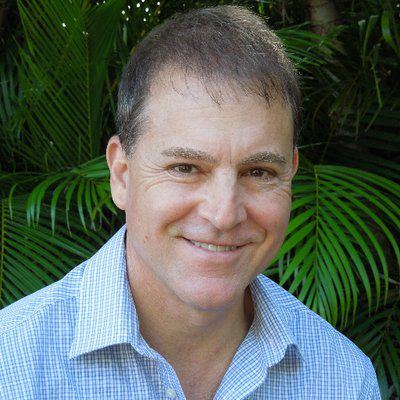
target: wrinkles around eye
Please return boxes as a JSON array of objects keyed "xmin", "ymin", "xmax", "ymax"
[
  {"xmin": 169, "ymin": 164, "xmax": 198, "ymax": 176},
  {"xmin": 244, "ymin": 168, "xmax": 276, "ymax": 181}
]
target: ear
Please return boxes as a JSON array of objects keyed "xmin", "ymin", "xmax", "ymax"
[
  {"xmin": 106, "ymin": 135, "xmax": 129, "ymax": 211},
  {"xmin": 291, "ymin": 147, "xmax": 299, "ymax": 178}
]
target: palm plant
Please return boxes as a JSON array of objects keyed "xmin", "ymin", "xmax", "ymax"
[{"xmin": 0, "ymin": 0, "xmax": 399, "ymax": 397}]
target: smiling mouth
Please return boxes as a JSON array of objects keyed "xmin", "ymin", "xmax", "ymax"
[{"xmin": 189, "ymin": 240, "xmax": 240, "ymax": 252}]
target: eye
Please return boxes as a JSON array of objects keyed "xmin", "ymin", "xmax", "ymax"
[
  {"xmin": 246, "ymin": 168, "xmax": 275, "ymax": 181},
  {"xmin": 170, "ymin": 164, "xmax": 198, "ymax": 175}
]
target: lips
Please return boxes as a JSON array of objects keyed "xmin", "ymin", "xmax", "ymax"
[{"xmin": 189, "ymin": 240, "xmax": 238, "ymax": 252}]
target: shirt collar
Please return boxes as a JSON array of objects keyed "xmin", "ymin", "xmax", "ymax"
[
  {"xmin": 69, "ymin": 225, "xmax": 145, "ymax": 359},
  {"xmin": 249, "ymin": 275, "xmax": 305, "ymax": 367}
]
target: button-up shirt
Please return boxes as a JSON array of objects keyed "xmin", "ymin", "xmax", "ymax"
[{"xmin": 0, "ymin": 225, "xmax": 381, "ymax": 399}]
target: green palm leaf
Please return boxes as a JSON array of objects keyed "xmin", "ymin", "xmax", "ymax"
[
  {"xmin": 8, "ymin": 156, "xmax": 115, "ymax": 232},
  {"xmin": 345, "ymin": 295, "xmax": 400, "ymax": 399},
  {"xmin": 278, "ymin": 24, "xmax": 342, "ymax": 72},
  {"xmin": 0, "ymin": 196, "xmax": 112, "ymax": 308},
  {"xmin": 15, "ymin": 0, "xmax": 124, "ymax": 170},
  {"xmin": 267, "ymin": 164, "xmax": 400, "ymax": 328}
]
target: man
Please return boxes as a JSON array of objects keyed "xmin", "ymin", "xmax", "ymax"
[{"xmin": 0, "ymin": 5, "xmax": 380, "ymax": 399}]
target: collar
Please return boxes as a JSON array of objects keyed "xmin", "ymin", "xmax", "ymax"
[
  {"xmin": 69, "ymin": 225, "xmax": 150, "ymax": 359},
  {"xmin": 249, "ymin": 275, "xmax": 305, "ymax": 367}
]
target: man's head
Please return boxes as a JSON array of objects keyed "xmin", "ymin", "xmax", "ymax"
[
  {"xmin": 117, "ymin": 5, "xmax": 301, "ymax": 156},
  {"xmin": 107, "ymin": 5, "xmax": 300, "ymax": 312}
]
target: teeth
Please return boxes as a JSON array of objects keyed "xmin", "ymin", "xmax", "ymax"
[{"xmin": 190, "ymin": 240, "xmax": 237, "ymax": 252}]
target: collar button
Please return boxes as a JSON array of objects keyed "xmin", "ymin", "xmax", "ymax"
[{"xmin": 166, "ymin": 388, "xmax": 177, "ymax": 398}]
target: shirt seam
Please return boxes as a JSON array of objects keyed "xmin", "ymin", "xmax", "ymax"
[{"xmin": 0, "ymin": 293, "xmax": 79, "ymax": 337}]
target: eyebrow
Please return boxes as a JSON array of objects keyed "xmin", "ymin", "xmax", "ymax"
[
  {"xmin": 161, "ymin": 147, "xmax": 286, "ymax": 165},
  {"xmin": 240, "ymin": 151, "xmax": 287, "ymax": 165},
  {"xmin": 161, "ymin": 147, "xmax": 216, "ymax": 163}
]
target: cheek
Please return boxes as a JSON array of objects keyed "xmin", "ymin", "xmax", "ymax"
[
  {"xmin": 251, "ymin": 189, "xmax": 292, "ymax": 232},
  {"xmin": 127, "ymin": 183, "xmax": 195, "ymax": 229}
]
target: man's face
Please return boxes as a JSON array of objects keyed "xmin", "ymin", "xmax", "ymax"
[{"xmin": 108, "ymin": 72, "xmax": 298, "ymax": 312}]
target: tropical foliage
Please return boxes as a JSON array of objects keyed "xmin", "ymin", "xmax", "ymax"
[{"xmin": 0, "ymin": 0, "xmax": 399, "ymax": 397}]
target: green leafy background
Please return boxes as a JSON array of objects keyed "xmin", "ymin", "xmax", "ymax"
[{"xmin": 0, "ymin": 0, "xmax": 399, "ymax": 398}]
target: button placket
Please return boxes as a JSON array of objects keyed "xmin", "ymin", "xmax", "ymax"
[{"xmin": 158, "ymin": 358, "xmax": 184, "ymax": 399}]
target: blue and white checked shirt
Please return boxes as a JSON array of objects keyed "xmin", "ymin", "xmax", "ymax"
[{"xmin": 0, "ymin": 225, "xmax": 380, "ymax": 399}]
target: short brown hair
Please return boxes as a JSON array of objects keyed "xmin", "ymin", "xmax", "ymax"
[{"xmin": 117, "ymin": 5, "xmax": 301, "ymax": 155}]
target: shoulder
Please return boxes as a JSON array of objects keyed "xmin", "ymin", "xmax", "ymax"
[
  {"xmin": 255, "ymin": 275, "xmax": 380, "ymax": 397},
  {"xmin": 0, "ymin": 225, "xmax": 126, "ymax": 343},
  {"xmin": 0, "ymin": 263, "xmax": 86, "ymax": 398},
  {"xmin": 257, "ymin": 274, "xmax": 366, "ymax": 357},
  {"xmin": 254, "ymin": 275, "xmax": 381, "ymax": 398},
  {"xmin": 0, "ymin": 262, "xmax": 85, "ymax": 336}
]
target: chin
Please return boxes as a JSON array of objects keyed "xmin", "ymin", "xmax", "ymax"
[{"xmin": 180, "ymin": 279, "xmax": 245, "ymax": 312}]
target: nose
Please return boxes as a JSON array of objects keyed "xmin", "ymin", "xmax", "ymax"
[{"xmin": 197, "ymin": 172, "xmax": 247, "ymax": 231}]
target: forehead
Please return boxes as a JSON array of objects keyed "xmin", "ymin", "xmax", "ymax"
[{"xmin": 137, "ymin": 69, "xmax": 293, "ymax": 157}]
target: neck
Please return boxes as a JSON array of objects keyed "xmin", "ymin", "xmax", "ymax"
[{"xmin": 126, "ymin": 250, "xmax": 253, "ymax": 367}]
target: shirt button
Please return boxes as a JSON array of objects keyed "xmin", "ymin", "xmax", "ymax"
[{"xmin": 166, "ymin": 388, "xmax": 176, "ymax": 398}]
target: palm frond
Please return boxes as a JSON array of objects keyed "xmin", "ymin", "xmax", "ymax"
[
  {"xmin": 15, "ymin": 0, "xmax": 124, "ymax": 170},
  {"xmin": 0, "ymin": 48, "xmax": 24, "ymax": 169},
  {"xmin": 267, "ymin": 165, "xmax": 400, "ymax": 328},
  {"xmin": 7, "ymin": 156, "xmax": 115, "ymax": 232},
  {"xmin": 0, "ymin": 52, "xmax": 18, "ymax": 131},
  {"xmin": 327, "ymin": 105, "xmax": 400, "ymax": 180},
  {"xmin": 0, "ymin": 195, "xmax": 113, "ymax": 308},
  {"xmin": 345, "ymin": 294, "xmax": 400, "ymax": 399},
  {"xmin": 297, "ymin": 6, "xmax": 400, "ymax": 160},
  {"xmin": 278, "ymin": 24, "xmax": 343, "ymax": 73}
]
